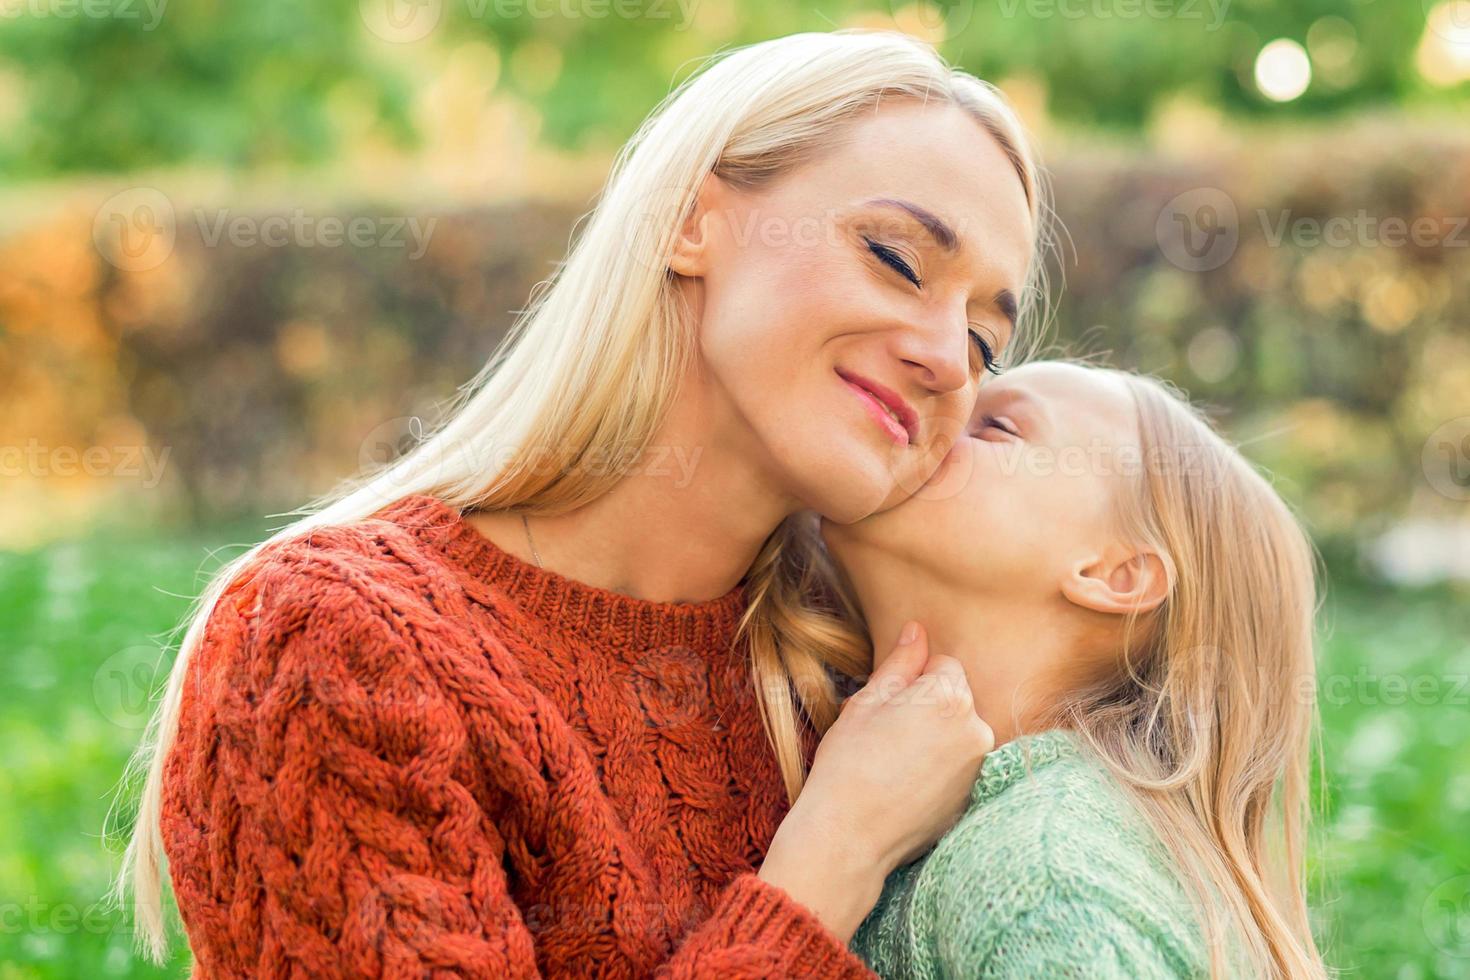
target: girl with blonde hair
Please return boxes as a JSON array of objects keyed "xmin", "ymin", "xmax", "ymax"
[
  {"xmin": 823, "ymin": 361, "xmax": 1326, "ymax": 978},
  {"xmin": 113, "ymin": 29, "xmax": 1050, "ymax": 977}
]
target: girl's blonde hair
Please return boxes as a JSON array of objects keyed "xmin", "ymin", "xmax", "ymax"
[
  {"xmin": 112, "ymin": 29, "xmax": 1050, "ymax": 962},
  {"xmin": 1068, "ymin": 370, "xmax": 1325, "ymax": 978},
  {"xmin": 814, "ymin": 364, "xmax": 1326, "ymax": 978}
]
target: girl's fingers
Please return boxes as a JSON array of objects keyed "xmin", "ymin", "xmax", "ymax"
[{"xmin": 868, "ymin": 620, "xmax": 929, "ymax": 688}]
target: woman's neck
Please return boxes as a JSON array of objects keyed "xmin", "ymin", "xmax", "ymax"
[{"xmin": 468, "ymin": 382, "xmax": 797, "ymax": 605}]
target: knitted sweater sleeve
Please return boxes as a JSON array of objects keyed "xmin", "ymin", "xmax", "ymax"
[{"xmin": 161, "ymin": 543, "xmax": 873, "ymax": 979}]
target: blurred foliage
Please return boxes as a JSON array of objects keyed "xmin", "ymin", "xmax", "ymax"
[
  {"xmin": 2, "ymin": 119, "xmax": 1465, "ymax": 547},
  {"xmin": 1040, "ymin": 120, "xmax": 1470, "ymax": 545},
  {"xmin": 0, "ymin": 0, "xmax": 1465, "ymax": 177}
]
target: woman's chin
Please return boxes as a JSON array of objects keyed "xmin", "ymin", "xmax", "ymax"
[
  {"xmin": 795, "ymin": 454, "xmax": 904, "ymax": 525},
  {"xmin": 819, "ymin": 504, "xmax": 907, "ymax": 565},
  {"xmin": 911, "ymin": 441, "xmax": 977, "ymax": 502}
]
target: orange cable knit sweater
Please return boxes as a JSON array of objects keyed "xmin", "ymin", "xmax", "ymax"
[{"xmin": 160, "ymin": 493, "xmax": 876, "ymax": 978}]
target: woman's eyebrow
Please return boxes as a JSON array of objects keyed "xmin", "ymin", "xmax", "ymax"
[
  {"xmin": 994, "ymin": 290, "xmax": 1018, "ymax": 331},
  {"xmin": 862, "ymin": 198, "xmax": 960, "ymax": 254},
  {"xmin": 862, "ymin": 198, "xmax": 1019, "ymax": 331}
]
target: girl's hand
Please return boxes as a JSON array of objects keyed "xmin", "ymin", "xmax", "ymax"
[{"xmin": 757, "ymin": 621, "xmax": 994, "ymax": 940}]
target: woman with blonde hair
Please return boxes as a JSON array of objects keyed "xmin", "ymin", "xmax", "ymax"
[
  {"xmin": 822, "ymin": 361, "xmax": 1326, "ymax": 978},
  {"xmin": 112, "ymin": 30, "xmax": 1050, "ymax": 977}
]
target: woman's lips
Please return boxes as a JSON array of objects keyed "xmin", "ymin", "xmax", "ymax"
[
  {"xmin": 841, "ymin": 377, "xmax": 911, "ymax": 447},
  {"xmin": 836, "ymin": 369, "xmax": 918, "ymax": 447}
]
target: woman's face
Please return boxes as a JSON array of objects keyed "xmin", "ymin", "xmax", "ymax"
[
  {"xmin": 681, "ymin": 100, "xmax": 1035, "ymax": 523},
  {"xmin": 822, "ymin": 362, "xmax": 1140, "ymax": 603}
]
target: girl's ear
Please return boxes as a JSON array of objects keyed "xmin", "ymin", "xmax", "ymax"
[
  {"xmin": 669, "ymin": 171, "xmax": 727, "ymax": 278},
  {"xmin": 1061, "ymin": 545, "xmax": 1172, "ymax": 617}
]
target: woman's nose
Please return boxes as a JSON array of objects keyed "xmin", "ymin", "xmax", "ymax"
[{"xmin": 892, "ymin": 303, "xmax": 972, "ymax": 394}]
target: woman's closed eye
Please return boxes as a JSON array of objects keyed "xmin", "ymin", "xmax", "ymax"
[
  {"xmin": 865, "ymin": 237, "xmax": 922, "ymax": 287},
  {"xmin": 866, "ymin": 237, "xmax": 1003, "ymax": 377},
  {"xmin": 969, "ymin": 329, "xmax": 1001, "ymax": 376}
]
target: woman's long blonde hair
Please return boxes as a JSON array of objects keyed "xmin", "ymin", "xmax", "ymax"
[
  {"xmin": 814, "ymin": 365, "xmax": 1326, "ymax": 978},
  {"xmin": 111, "ymin": 29, "xmax": 1050, "ymax": 963}
]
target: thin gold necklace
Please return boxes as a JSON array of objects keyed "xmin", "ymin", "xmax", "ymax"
[{"xmin": 520, "ymin": 512, "xmax": 544, "ymax": 569}]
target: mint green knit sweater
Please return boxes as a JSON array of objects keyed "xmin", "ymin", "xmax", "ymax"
[{"xmin": 849, "ymin": 729, "xmax": 1209, "ymax": 978}]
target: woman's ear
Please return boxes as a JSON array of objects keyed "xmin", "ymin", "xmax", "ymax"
[
  {"xmin": 1060, "ymin": 545, "xmax": 1172, "ymax": 617},
  {"xmin": 669, "ymin": 171, "xmax": 727, "ymax": 278}
]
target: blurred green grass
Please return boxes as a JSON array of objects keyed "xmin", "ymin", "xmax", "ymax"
[{"xmin": 0, "ymin": 526, "xmax": 1467, "ymax": 977}]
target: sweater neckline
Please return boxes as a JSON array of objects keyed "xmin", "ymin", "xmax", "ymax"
[
  {"xmin": 372, "ymin": 493, "xmax": 750, "ymax": 653},
  {"xmin": 970, "ymin": 729, "xmax": 1081, "ymax": 806}
]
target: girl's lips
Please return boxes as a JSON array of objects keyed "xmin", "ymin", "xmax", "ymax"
[{"xmin": 842, "ymin": 378, "xmax": 911, "ymax": 447}]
